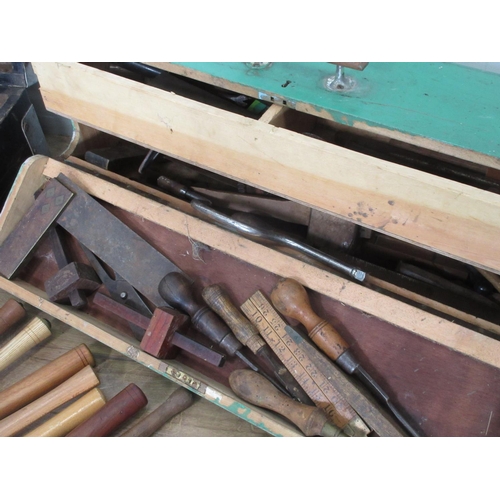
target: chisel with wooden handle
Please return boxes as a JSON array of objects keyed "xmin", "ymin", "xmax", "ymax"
[
  {"xmin": 270, "ymin": 277, "xmax": 421, "ymax": 437},
  {"xmin": 229, "ymin": 369, "xmax": 347, "ymax": 437},
  {"xmin": 0, "ymin": 299, "xmax": 26, "ymax": 337},
  {"xmin": 0, "ymin": 343, "xmax": 95, "ymax": 420},
  {"xmin": 0, "ymin": 365, "xmax": 100, "ymax": 436},
  {"xmin": 0, "ymin": 317, "xmax": 51, "ymax": 372},
  {"xmin": 202, "ymin": 283, "xmax": 312, "ymax": 404},
  {"xmin": 67, "ymin": 383, "xmax": 148, "ymax": 437},
  {"xmin": 25, "ymin": 388, "xmax": 107, "ymax": 437},
  {"xmin": 120, "ymin": 387, "xmax": 194, "ymax": 437}
]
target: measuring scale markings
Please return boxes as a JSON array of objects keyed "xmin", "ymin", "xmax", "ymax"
[{"xmin": 242, "ymin": 292, "xmax": 356, "ymax": 429}]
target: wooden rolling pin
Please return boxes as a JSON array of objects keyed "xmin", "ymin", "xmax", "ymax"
[
  {"xmin": 0, "ymin": 343, "xmax": 95, "ymax": 420},
  {"xmin": 0, "ymin": 317, "xmax": 52, "ymax": 372},
  {"xmin": 67, "ymin": 383, "xmax": 148, "ymax": 437},
  {"xmin": 25, "ymin": 388, "xmax": 107, "ymax": 437},
  {"xmin": 0, "ymin": 365, "xmax": 100, "ymax": 437},
  {"xmin": 229, "ymin": 369, "xmax": 347, "ymax": 437},
  {"xmin": 0, "ymin": 299, "xmax": 26, "ymax": 337},
  {"xmin": 120, "ymin": 387, "xmax": 194, "ymax": 437}
]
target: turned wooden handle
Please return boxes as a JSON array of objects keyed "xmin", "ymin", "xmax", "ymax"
[
  {"xmin": 0, "ymin": 299, "xmax": 26, "ymax": 337},
  {"xmin": 229, "ymin": 369, "xmax": 339, "ymax": 436},
  {"xmin": 0, "ymin": 343, "xmax": 95, "ymax": 420},
  {"xmin": 270, "ymin": 278, "xmax": 349, "ymax": 360},
  {"xmin": 0, "ymin": 365, "xmax": 100, "ymax": 437},
  {"xmin": 25, "ymin": 388, "xmax": 107, "ymax": 437},
  {"xmin": 67, "ymin": 383, "xmax": 148, "ymax": 437},
  {"xmin": 120, "ymin": 387, "xmax": 194, "ymax": 437},
  {"xmin": 202, "ymin": 284, "xmax": 266, "ymax": 355},
  {"xmin": 0, "ymin": 317, "xmax": 52, "ymax": 372}
]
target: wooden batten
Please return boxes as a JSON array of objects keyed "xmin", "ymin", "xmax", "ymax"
[{"xmin": 32, "ymin": 62, "xmax": 500, "ymax": 275}]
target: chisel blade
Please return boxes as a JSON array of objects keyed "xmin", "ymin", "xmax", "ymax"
[{"xmin": 56, "ymin": 174, "xmax": 191, "ymax": 308}]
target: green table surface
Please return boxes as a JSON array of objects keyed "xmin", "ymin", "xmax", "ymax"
[{"xmin": 168, "ymin": 62, "xmax": 500, "ymax": 161}]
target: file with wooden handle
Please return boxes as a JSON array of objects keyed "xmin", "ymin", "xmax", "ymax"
[{"xmin": 229, "ymin": 369, "xmax": 347, "ymax": 437}]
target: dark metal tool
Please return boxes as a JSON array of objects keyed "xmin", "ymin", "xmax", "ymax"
[
  {"xmin": 270, "ymin": 278, "xmax": 421, "ymax": 437},
  {"xmin": 191, "ymin": 201, "xmax": 366, "ymax": 282},
  {"xmin": 81, "ymin": 245, "xmax": 153, "ymax": 318},
  {"xmin": 156, "ymin": 175, "xmax": 364, "ymax": 282},
  {"xmin": 55, "ymin": 173, "xmax": 189, "ymax": 308},
  {"xmin": 158, "ymin": 272, "xmax": 292, "ymax": 396},
  {"xmin": 0, "ymin": 178, "xmax": 74, "ymax": 279},
  {"xmin": 202, "ymin": 283, "xmax": 313, "ymax": 404}
]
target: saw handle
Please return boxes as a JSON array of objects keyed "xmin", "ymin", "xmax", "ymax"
[
  {"xmin": 229, "ymin": 369, "xmax": 343, "ymax": 437},
  {"xmin": 270, "ymin": 278, "xmax": 349, "ymax": 360}
]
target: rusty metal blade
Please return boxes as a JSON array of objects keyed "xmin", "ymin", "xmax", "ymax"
[{"xmin": 56, "ymin": 173, "xmax": 190, "ymax": 308}]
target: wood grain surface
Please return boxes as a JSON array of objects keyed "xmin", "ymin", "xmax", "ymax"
[{"xmin": 0, "ymin": 290, "xmax": 268, "ymax": 437}]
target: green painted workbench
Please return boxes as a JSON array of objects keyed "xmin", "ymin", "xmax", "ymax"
[{"xmin": 149, "ymin": 62, "xmax": 500, "ymax": 169}]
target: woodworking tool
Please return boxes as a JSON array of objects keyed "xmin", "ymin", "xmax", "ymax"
[
  {"xmin": 270, "ymin": 277, "xmax": 421, "ymax": 437},
  {"xmin": 47, "ymin": 226, "xmax": 89, "ymax": 308},
  {"xmin": 81, "ymin": 243, "xmax": 152, "ymax": 338},
  {"xmin": 55, "ymin": 173, "xmax": 189, "ymax": 308},
  {"xmin": 44, "ymin": 261, "xmax": 101, "ymax": 304},
  {"xmin": 0, "ymin": 299, "xmax": 25, "ymax": 337},
  {"xmin": 229, "ymin": 369, "xmax": 347, "ymax": 437},
  {"xmin": 158, "ymin": 272, "xmax": 292, "ymax": 395},
  {"xmin": 120, "ymin": 387, "xmax": 194, "ymax": 437},
  {"xmin": 190, "ymin": 201, "xmax": 366, "ymax": 282},
  {"xmin": 0, "ymin": 178, "xmax": 74, "ymax": 279},
  {"xmin": 92, "ymin": 292, "xmax": 225, "ymax": 367},
  {"xmin": 25, "ymin": 388, "xmax": 107, "ymax": 437},
  {"xmin": 0, "ymin": 365, "xmax": 100, "ymax": 437},
  {"xmin": 67, "ymin": 383, "xmax": 148, "ymax": 437},
  {"xmin": 0, "ymin": 317, "xmax": 52, "ymax": 372},
  {"xmin": 0, "ymin": 343, "xmax": 95, "ymax": 420},
  {"xmin": 202, "ymin": 283, "xmax": 312, "ymax": 404},
  {"xmin": 240, "ymin": 291, "xmax": 370, "ymax": 437},
  {"xmin": 283, "ymin": 324, "xmax": 405, "ymax": 437}
]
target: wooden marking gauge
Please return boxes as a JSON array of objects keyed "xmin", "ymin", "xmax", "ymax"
[{"xmin": 241, "ymin": 291, "xmax": 370, "ymax": 437}]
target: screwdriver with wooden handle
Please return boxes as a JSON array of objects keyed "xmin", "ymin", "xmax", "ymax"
[
  {"xmin": 158, "ymin": 272, "xmax": 291, "ymax": 396},
  {"xmin": 270, "ymin": 277, "xmax": 421, "ymax": 437},
  {"xmin": 229, "ymin": 369, "xmax": 347, "ymax": 437},
  {"xmin": 202, "ymin": 283, "xmax": 312, "ymax": 405}
]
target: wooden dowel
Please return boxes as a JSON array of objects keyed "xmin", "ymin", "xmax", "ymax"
[
  {"xmin": 120, "ymin": 387, "xmax": 193, "ymax": 437},
  {"xmin": 0, "ymin": 317, "xmax": 51, "ymax": 372},
  {"xmin": 0, "ymin": 365, "xmax": 100, "ymax": 437},
  {"xmin": 25, "ymin": 388, "xmax": 107, "ymax": 437},
  {"xmin": 67, "ymin": 383, "xmax": 148, "ymax": 437},
  {"xmin": 0, "ymin": 299, "xmax": 25, "ymax": 337},
  {"xmin": 0, "ymin": 344, "xmax": 95, "ymax": 420}
]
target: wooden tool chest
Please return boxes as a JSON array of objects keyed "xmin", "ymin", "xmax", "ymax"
[{"xmin": 1, "ymin": 62, "xmax": 500, "ymax": 437}]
